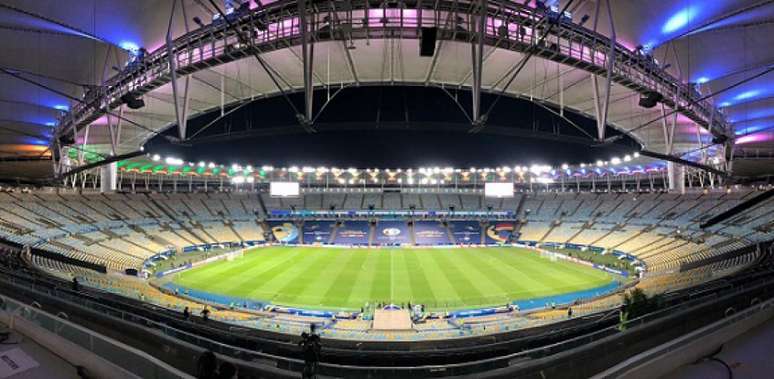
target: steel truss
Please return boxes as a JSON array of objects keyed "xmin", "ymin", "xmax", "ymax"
[{"xmin": 55, "ymin": 0, "xmax": 729, "ymax": 162}]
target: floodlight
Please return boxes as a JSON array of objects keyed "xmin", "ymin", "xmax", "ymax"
[
  {"xmin": 561, "ymin": 163, "xmax": 569, "ymax": 170},
  {"xmin": 165, "ymin": 157, "xmax": 183, "ymax": 165},
  {"xmin": 611, "ymin": 157, "xmax": 621, "ymax": 165},
  {"xmin": 152, "ymin": 154, "xmax": 161, "ymax": 162},
  {"xmin": 536, "ymin": 177, "xmax": 554, "ymax": 184}
]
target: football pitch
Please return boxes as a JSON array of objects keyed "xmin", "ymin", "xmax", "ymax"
[{"xmin": 171, "ymin": 246, "xmax": 612, "ymax": 310}]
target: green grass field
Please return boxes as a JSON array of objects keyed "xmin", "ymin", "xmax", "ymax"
[{"xmin": 172, "ymin": 246, "xmax": 612, "ymax": 310}]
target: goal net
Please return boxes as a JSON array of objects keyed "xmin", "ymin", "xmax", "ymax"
[{"xmin": 540, "ymin": 249, "xmax": 558, "ymax": 262}]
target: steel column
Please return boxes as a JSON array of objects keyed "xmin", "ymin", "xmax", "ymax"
[
  {"xmin": 298, "ymin": 0, "xmax": 315, "ymax": 126},
  {"xmin": 470, "ymin": 0, "xmax": 487, "ymax": 127}
]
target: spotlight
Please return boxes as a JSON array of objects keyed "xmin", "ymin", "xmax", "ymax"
[
  {"xmin": 193, "ymin": 16, "xmax": 205, "ymax": 28},
  {"xmin": 120, "ymin": 92, "xmax": 145, "ymax": 110},
  {"xmin": 638, "ymin": 91, "xmax": 663, "ymax": 108},
  {"xmin": 579, "ymin": 14, "xmax": 590, "ymax": 26}
]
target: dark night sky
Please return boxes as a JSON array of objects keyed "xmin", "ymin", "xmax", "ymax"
[
  {"xmin": 149, "ymin": 129, "xmax": 635, "ymax": 168},
  {"xmin": 146, "ymin": 86, "xmax": 640, "ymax": 168}
]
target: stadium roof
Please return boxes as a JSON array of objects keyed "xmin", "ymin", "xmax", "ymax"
[{"xmin": 0, "ymin": 0, "xmax": 772, "ymax": 181}]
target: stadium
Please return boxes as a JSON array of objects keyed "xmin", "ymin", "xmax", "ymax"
[{"xmin": 0, "ymin": 0, "xmax": 772, "ymax": 378}]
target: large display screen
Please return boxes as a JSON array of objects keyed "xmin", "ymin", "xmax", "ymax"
[
  {"xmin": 485, "ymin": 182, "xmax": 514, "ymax": 198},
  {"xmin": 270, "ymin": 182, "xmax": 300, "ymax": 197}
]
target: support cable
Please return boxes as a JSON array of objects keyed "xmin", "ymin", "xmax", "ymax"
[
  {"xmin": 205, "ymin": 0, "xmax": 312, "ymax": 132},
  {"xmin": 472, "ymin": 0, "xmax": 576, "ymax": 133}
]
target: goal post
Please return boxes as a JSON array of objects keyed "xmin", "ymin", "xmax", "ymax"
[{"xmin": 226, "ymin": 249, "xmax": 244, "ymax": 262}]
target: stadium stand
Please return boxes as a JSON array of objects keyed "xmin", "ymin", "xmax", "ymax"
[{"xmin": 0, "ymin": 187, "xmax": 772, "ymax": 347}]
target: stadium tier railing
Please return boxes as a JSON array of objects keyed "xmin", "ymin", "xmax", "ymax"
[
  {"xmin": 2, "ymin": 258, "xmax": 774, "ymax": 378},
  {"xmin": 0, "ymin": 293, "xmax": 191, "ymax": 379}
]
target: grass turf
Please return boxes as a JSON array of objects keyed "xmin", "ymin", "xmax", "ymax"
[{"xmin": 172, "ymin": 246, "xmax": 612, "ymax": 311}]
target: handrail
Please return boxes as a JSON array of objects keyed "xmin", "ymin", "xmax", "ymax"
[
  {"xmin": 56, "ymin": 0, "xmax": 727, "ymax": 149},
  {"xmin": 598, "ymin": 296, "xmax": 774, "ymax": 378}
]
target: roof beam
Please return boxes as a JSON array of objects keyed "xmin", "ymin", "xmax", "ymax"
[{"xmin": 328, "ymin": 0, "xmax": 360, "ymax": 86}]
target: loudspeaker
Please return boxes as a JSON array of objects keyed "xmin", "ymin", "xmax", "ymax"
[
  {"xmin": 420, "ymin": 27, "xmax": 438, "ymax": 57},
  {"xmin": 125, "ymin": 268, "xmax": 138, "ymax": 276},
  {"xmin": 638, "ymin": 91, "xmax": 663, "ymax": 108},
  {"xmin": 120, "ymin": 93, "xmax": 145, "ymax": 110},
  {"xmin": 497, "ymin": 25, "xmax": 508, "ymax": 38}
]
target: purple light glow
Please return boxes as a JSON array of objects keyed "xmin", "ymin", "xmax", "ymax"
[
  {"xmin": 734, "ymin": 89, "xmax": 761, "ymax": 101},
  {"xmin": 736, "ymin": 133, "xmax": 773, "ymax": 145},
  {"xmin": 662, "ymin": 6, "xmax": 700, "ymax": 34}
]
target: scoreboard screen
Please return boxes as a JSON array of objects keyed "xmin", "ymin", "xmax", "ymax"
[
  {"xmin": 484, "ymin": 182, "xmax": 514, "ymax": 198},
  {"xmin": 270, "ymin": 182, "xmax": 300, "ymax": 197}
]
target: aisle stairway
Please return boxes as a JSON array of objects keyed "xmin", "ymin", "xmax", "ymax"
[{"xmin": 227, "ymin": 221, "xmax": 245, "ymax": 242}]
